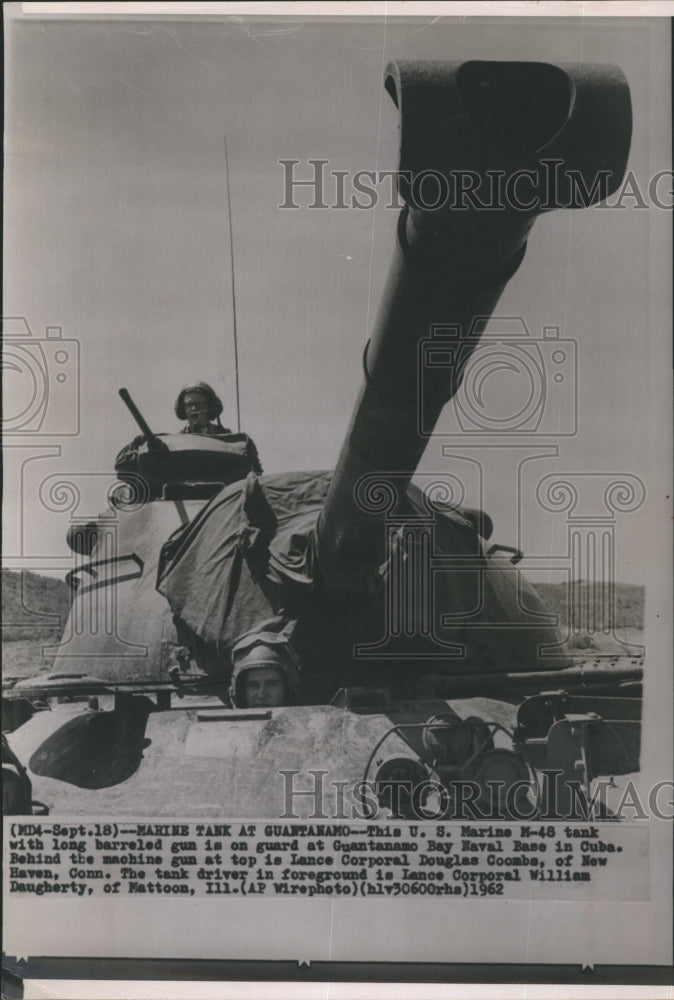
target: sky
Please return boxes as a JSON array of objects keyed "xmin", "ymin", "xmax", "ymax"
[{"xmin": 3, "ymin": 8, "xmax": 672, "ymax": 586}]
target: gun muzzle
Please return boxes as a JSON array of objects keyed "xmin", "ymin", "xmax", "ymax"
[{"xmin": 317, "ymin": 59, "xmax": 632, "ymax": 590}]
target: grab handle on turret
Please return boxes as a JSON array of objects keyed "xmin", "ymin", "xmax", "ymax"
[{"xmin": 118, "ymin": 388, "xmax": 168, "ymax": 453}]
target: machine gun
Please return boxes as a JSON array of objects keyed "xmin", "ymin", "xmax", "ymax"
[
  {"xmin": 118, "ymin": 387, "xmax": 170, "ymax": 453},
  {"xmin": 114, "ymin": 387, "xmax": 260, "ymax": 500}
]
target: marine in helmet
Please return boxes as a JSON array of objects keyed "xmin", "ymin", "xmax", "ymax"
[
  {"xmin": 115, "ymin": 378, "xmax": 263, "ymax": 478},
  {"xmin": 229, "ymin": 633, "xmax": 300, "ymax": 709},
  {"xmin": 173, "ymin": 380, "xmax": 264, "ymax": 473},
  {"xmin": 175, "ymin": 381, "xmax": 231, "ymax": 436}
]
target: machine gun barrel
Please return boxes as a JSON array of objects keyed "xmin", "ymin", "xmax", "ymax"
[{"xmin": 119, "ymin": 388, "xmax": 167, "ymax": 452}]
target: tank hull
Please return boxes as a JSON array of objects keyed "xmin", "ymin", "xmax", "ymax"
[
  {"xmin": 5, "ymin": 688, "xmax": 639, "ymax": 820},
  {"xmin": 5, "ymin": 696, "xmax": 515, "ymax": 818}
]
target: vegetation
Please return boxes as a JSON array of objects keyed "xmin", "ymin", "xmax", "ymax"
[
  {"xmin": 2, "ymin": 569, "xmax": 71, "ymax": 642},
  {"xmin": 534, "ymin": 581, "xmax": 644, "ymax": 631},
  {"xmin": 1, "ymin": 570, "xmax": 644, "ymax": 643},
  {"xmin": 0, "ymin": 571, "xmax": 644, "ymax": 678}
]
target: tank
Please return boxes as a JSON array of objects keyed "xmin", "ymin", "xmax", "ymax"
[{"xmin": 3, "ymin": 59, "xmax": 641, "ymax": 822}]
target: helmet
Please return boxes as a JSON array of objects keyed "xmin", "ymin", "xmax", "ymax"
[
  {"xmin": 174, "ymin": 382, "xmax": 223, "ymax": 422},
  {"xmin": 229, "ymin": 632, "xmax": 301, "ymax": 707}
]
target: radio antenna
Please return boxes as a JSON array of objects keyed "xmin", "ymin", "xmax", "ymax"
[{"xmin": 224, "ymin": 133, "xmax": 241, "ymax": 433}]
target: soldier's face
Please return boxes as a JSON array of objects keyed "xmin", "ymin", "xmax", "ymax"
[
  {"xmin": 183, "ymin": 391, "xmax": 210, "ymax": 430},
  {"xmin": 242, "ymin": 667, "xmax": 286, "ymax": 708}
]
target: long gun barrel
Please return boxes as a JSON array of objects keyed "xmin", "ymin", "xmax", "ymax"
[
  {"xmin": 316, "ymin": 60, "xmax": 632, "ymax": 592},
  {"xmin": 421, "ymin": 666, "xmax": 642, "ymax": 701}
]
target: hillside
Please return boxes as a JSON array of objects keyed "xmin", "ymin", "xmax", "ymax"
[
  {"xmin": 1, "ymin": 569, "xmax": 644, "ymax": 640},
  {"xmin": 534, "ymin": 581, "xmax": 644, "ymax": 631},
  {"xmin": 2, "ymin": 569, "xmax": 71, "ymax": 642},
  {"xmin": 1, "ymin": 570, "xmax": 645, "ymax": 680}
]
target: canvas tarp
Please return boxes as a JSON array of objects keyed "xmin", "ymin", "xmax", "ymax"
[{"xmin": 156, "ymin": 470, "xmax": 566, "ymax": 697}]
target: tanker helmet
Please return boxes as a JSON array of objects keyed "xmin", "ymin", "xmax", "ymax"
[
  {"xmin": 174, "ymin": 381, "xmax": 223, "ymax": 422},
  {"xmin": 229, "ymin": 635, "xmax": 300, "ymax": 708}
]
